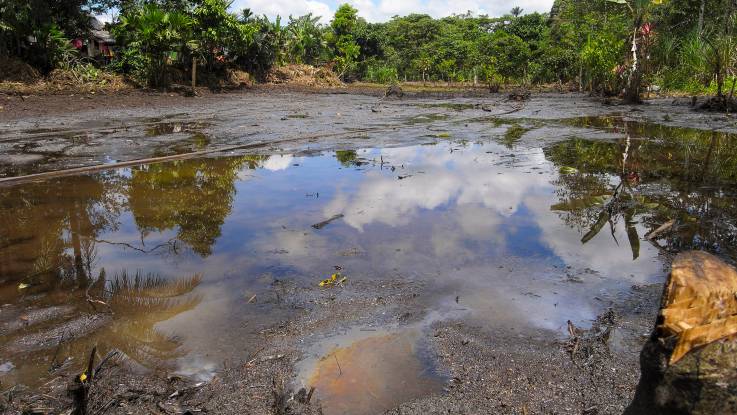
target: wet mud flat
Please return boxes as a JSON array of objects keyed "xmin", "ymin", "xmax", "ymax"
[
  {"xmin": 2, "ymin": 89, "xmax": 737, "ymax": 179},
  {"xmin": 2, "ymin": 91, "xmax": 737, "ymax": 414}
]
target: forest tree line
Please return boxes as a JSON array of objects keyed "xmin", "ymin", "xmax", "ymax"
[{"xmin": 1, "ymin": 0, "xmax": 736, "ymax": 101}]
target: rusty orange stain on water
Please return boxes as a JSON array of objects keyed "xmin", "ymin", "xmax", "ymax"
[{"xmin": 307, "ymin": 331, "xmax": 443, "ymax": 415}]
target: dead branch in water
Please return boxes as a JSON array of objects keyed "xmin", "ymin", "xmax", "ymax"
[
  {"xmin": 644, "ymin": 219, "xmax": 675, "ymax": 240},
  {"xmin": 312, "ymin": 214, "xmax": 344, "ymax": 230}
]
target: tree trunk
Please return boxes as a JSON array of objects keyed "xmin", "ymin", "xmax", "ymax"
[
  {"xmin": 625, "ymin": 251, "xmax": 737, "ymax": 414},
  {"xmin": 716, "ymin": 52, "xmax": 724, "ymax": 97},
  {"xmin": 191, "ymin": 57, "xmax": 197, "ymax": 93},
  {"xmin": 698, "ymin": 0, "xmax": 706, "ymax": 35},
  {"xmin": 624, "ymin": 25, "xmax": 643, "ymax": 104},
  {"xmin": 578, "ymin": 63, "xmax": 583, "ymax": 92}
]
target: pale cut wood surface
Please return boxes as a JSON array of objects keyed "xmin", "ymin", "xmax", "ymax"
[{"xmin": 659, "ymin": 251, "xmax": 737, "ymax": 363}]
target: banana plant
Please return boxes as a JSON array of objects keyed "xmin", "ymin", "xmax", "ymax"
[{"xmin": 286, "ymin": 13, "xmax": 325, "ymax": 65}]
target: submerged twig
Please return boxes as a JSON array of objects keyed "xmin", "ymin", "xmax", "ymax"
[
  {"xmin": 333, "ymin": 354, "xmax": 342, "ymax": 376},
  {"xmin": 93, "ymin": 350, "xmax": 120, "ymax": 378},
  {"xmin": 312, "ymin": 214, "xmax": 344, "ymax": 230},
  {"xmin": 91, "ymin": 237, "xmax": 178, "ymax": 254}
]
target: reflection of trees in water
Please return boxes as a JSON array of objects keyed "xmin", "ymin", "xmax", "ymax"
[
  {"xmin": 0, "ymin": 154, "xmax": 265, "ymax": 295},
  {"xmin": 335, "ymin": 150, "xmax": 359, "ymax": 167},
  {"xmin": 127, "ymin": 156, "xmax": 260, "ymax": 256},
  {"xmin": 4, "ymin": 270, "xmax": 204, "ymax": 381},
  {"xmin": 0, "ymin": 154, "xmax": 286, "ymax": 381},
  {"xmin": 84, "ymin": 269, "xmax": 203, "ymax": 367},
  {"xmin": 499, "ymin": 124, "xmax": 529, "ymax": 149},
  {"xmin": 0, "ymin": 173, "xmax": 125, "ymax": 295},
  {"xmin": 545, "ymin": 121, "xmax": 737, "ymax": 261}
]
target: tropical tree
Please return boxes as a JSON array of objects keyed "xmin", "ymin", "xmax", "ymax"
[
  {"xmin": 485, "ymin": 30, "xmax": 531, "ymax": 84},
  {"xmin": 114, "ymin": 3, "xmax": 193, "ymax": 87},
  {"xmin": 191, "ymin": 0, "xmax": 254, "ymax": 69},
  {"xmin": 0, "ymin": 0, "xmax": 108, "ymax": 71},
  {"xmin": 329, "ymin": 4, "xmax": 360, "ymax": 79},
  {"xmin": 580, "ymin": 27, "xmax": 626, "ymax": 94}
]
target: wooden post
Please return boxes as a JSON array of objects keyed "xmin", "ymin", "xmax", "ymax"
[{"xmin": 191, "ymin": 57, "xmax": 197, "ymax": 93}]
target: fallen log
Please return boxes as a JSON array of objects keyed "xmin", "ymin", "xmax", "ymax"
[{"xmin": 625, "ymin": 251, "xmax": 737, "ymax": 415}]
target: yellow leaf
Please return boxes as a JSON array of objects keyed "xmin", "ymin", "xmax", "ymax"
[
  {"xmin": 79, "ymin": 373, "xmax": 87, "ymax": 382},
  {"xmin": 319, "ymin": 273, "xmax": 345, "ymax": 287},
  {"xmin": 17, "ymin": 283, "xmax": 29, "ymax": 290}
]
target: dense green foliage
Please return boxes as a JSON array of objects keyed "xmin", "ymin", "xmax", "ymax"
[{"xmin": 2, "ymin": 0, "xmax": 736, "ymax": 99}]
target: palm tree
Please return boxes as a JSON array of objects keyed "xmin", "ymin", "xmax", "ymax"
[
  {"xmin": 510, "ymin": 6, "xmax": 524, "ymax": 17},
  {"xmin": 241, "ymin": 8, "xmax": 254, "ymax": 22},
  {"xmin": 115, "ymin": 4, "xmax": 193, "ymax": 87}
]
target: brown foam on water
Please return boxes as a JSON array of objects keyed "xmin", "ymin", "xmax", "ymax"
[{"xmin": 307, "ymin": 331, "xmax": 442, "ymax": 415}]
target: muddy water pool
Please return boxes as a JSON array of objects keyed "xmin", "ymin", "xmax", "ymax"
[{"xmin": 1, "ymin": 116, "xmax": 737, "ymax": 412}]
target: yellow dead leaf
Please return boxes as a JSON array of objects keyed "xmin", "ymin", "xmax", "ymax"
[{"xmin": 319, "ymin": 273, "xmax": 347, "ymax": 287}]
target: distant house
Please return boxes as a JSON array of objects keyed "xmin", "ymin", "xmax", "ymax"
[{"xmin": 72, "ymin": 16, "xmax": 115, "ymax": 61}]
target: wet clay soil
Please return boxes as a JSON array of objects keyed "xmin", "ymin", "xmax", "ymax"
[{"xmin": 2, "ymin": 90, "xmax": 737, "ymax": 414}]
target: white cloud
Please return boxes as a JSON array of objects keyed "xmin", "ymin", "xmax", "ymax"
[
  {"xmin": 232, "ymin": 0, "xmax": 335, "ymax": 23},
  {"xmin": 231, "ymin": 0, "xmax": 555, "ymax": 23},
  {"xmin": 262, "ymin": 154, "xmax": 294, "ymax": 171},
  {"xmin": 323, "ymin": 146, "xmax": 549, "ymax": 231}
]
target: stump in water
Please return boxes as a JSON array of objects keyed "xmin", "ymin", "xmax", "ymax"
[
  {"xmin": 625, "ymin": 251, "xmax": 737, "ymax": 415},
  {"xmin": 385, "ymin": 85, "xmax": 403, "ymax": 99}
]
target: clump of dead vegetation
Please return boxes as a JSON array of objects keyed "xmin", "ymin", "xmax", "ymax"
[
  {"xmin": 266, "ymin": 64, "xmax": 344, "ymax": 88},
  {"xmin": 565, "ymin": 309, "xmax": 618, "ymax": 366},
  {"xmin": 0, "ymin": 57, "xmax": 132, "ymax": 95},
  {"xmin": 0, "ymin": 57, "xmax": 43, "ymax": 83}
]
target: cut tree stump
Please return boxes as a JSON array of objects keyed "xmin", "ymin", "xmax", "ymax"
[{"xmin": 625, "ymin": 251, "xmax": 737, "ymax": 415}]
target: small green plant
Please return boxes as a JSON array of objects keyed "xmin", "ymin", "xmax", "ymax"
[{"xmin": 366, "ymin": 64, "xmax": 397, "ymax": 84}]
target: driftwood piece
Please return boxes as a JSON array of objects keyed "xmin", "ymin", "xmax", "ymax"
[{"xmin": 625, "ymin": 251, "xmax": 737, "ymax": 415}]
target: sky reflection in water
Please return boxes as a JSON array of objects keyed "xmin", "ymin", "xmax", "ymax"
[{"xmin": 0, "ymin": 136, "xmax": 683, "ymax": 385}]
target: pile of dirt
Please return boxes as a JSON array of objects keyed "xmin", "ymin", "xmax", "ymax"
[
  {"xmin": 0, "ymin": 58, "xmax": 42, "ymax": 83},
  {"xmin": 266, "ymin": 64, "xmax": 343, "ymax": 88}
]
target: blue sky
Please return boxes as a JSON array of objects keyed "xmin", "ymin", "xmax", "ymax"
[{"xmin": 230, "ymin": 0, "xmax": 555, "ymax": 23}]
